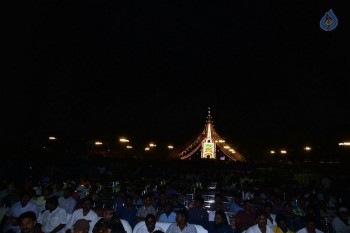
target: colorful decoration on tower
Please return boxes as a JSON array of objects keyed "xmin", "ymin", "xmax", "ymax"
[{"xmin": 173, "ymin": 108, "xmax": 245, "ymax": 161}]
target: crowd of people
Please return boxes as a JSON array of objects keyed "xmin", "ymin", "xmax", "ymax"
[{"xmin": 0, "ymin": 158, "xmax": 350, "ymax": 233}]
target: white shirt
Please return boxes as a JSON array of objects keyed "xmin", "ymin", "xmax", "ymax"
[
  {"xmin": 296, "ymin": 227, "xmax": 323, "ymax": 233},
  {"xmin": 65, "ymin": 208, "xmax": 98, "ymax": 233},
  {"xmin": 267, "ymin": 214, "xmax": 277, "ymax": 228},
  {"xmin": 332, "ymin": 216, "xmax": 350, "ymax": 233},
  {"xmin": 246, "ymin": 224, "xmax": 274, "ymax": 233},
  {"xmin": 6, "ymin": 201, "xmax": 38, "ymax": 218},
  {"xmin": 38, "ymin": 207, "xmax": 67, "ymax": 233},
  {"xmin": 4, "ymin": 201, "xmax": 38, "ymax": 233},
  {"xmin": 58, "ymin": 196, "xmax": 77, "ymax": 214}
]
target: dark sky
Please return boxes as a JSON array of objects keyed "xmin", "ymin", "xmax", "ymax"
[{"xmin": 3, "ymin": 0, "xmax": 350, "ymax": 154}]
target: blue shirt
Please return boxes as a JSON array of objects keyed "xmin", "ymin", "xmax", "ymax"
[
  {"xmin": 158, "ymin": 212, "xmax": 176, "ymax": 223},
  {"xmin": 119, "ymin": 205, "xmax": 138, "ymax": 227}
]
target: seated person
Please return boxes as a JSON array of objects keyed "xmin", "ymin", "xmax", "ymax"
[
  {"xmin": 246, "ymin": 210, "xmax": 274, "ymax": 233},
  {"xmin": 296, "ymin": 215, "xmax": 323, "ymax": 233},
  {"xmin": 166, "ymin": 209, "xmax": 197, "ymax": 233},
  {"xmin": 158, "ymin": 202, "xmax": 176, "ymax": 223},
  {"xmin": 188, "ymin": 196, "xmax": 209, "ymax": 227},
  {"xmin": 207, "ymin": 210, "xmax": 233, "ymax": 233},
  {"xmin": 136, "ymin": 214, "xmax": 164, "ymax": 233},
  {"xmin": 93, "ymin": 206, "xmax": 125, "ymax": 233},
  {"xmin": 136, "ymin": 194, "xmax": 157, "ymax": 223}
]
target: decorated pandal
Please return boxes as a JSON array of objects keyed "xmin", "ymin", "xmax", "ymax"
[{"xmin": 170, "ymin": 108, "xmax": 246, "ymax": 161}]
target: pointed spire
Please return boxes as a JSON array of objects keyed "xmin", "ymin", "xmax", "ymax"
[
  {"xmin": 207, "ymin": 121, "xmax": 212, "ymax": 139},
  {"xmin": 206, "ymin": 107, "xmax": 212, "ymax": 139}
]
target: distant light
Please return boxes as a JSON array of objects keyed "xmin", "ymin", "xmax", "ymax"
[
  {"xmin": 168, "ymin": 145, "xmax": 174, "ymax": 149},
  {"xmin": 280, "ymin": 150, "xmax": 287, "ymax": 154},
  {"xmin": 149, "ymin": 143, "xmax": 156, "ymax": 147},
  {"xmin": 49, "ymin": 136, "xmax": 56, "ymax": 140},
  {"xmin": 229, "ymin": 149, "xmax": 236, "ymax": 153},
  {"xmin": 119, "ymin": 138, "xmax": 129, "ymax": 143},
  {"xmin": 218, "ymin": 140, "xmax": 225, "ymax": 143},
  {"xmin": 145, "ymin": 147, "xmax": 150, "ymax": 151},
  {"xmin": 224, "ymin": 146, "xmax": 230, "ymax": 149},
  {"xmin": 339, "ymin": 142, "xmax": 350, "ymax": 146},
  {"xmin": 270, "ymin": 150, "xmax": 275, "ymax": 154},
  {"xmin": 304, "ymin": 146, "xmax": 312, "ymax": 151},
  {"xmin": 95, "ymin": 141, "xmax": 103, "ymax": 145},
  {"xmin": 126, "ymin": 145, "xmax": 132, "ymax": 149}
]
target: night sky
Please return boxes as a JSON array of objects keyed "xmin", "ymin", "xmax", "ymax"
[{"xmin": 3, "ymin": 0, "xmax": 350, "ymax": 156}]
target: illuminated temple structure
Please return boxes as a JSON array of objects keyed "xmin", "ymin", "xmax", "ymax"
[{"xmin": 171, "ymin": 108, "xmax": 246, "ymax": 161}]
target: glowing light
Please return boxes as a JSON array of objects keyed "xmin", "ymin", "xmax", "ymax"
[
  {"xmin": 270, "ymin": 150, "xmax": 275, "ymax": 154},
  {"xmin": 224, "ymin": 146, "xmax": 230, "ymax": 149},
  {"xmin": 49, "ymin": 136, "xmax": 56, "ymax": 140},
  {"xmin": 126, "ymin": 145, "xmax": 132, "ymax": 149},
  {"xmin": 280, "ymin": 150, "xmax": 287, "ymax": 154},
  {"xmin": 168, "ymin": 145, "xmax": 174, "ymax": 149},
  {"xmin": 218, "ymin": 140, "xmax": 225, "ymax": 143},
  {"xmin": 145, "ymin": 147, "xmax": 150, "ymax": 151},
  {"xmin": 95, "ymin": 141, "xmax": 103, "ymax": 145},
  {"xmin": 304, "ymin": 146, "xmax": 312, "ymax": 151},
  {"xmin": 339, "ymin": 142, "xmax": 350, "ymax": 146},
  {"xmin": 229, "ymin": 149, "xmax": 236, "ymax": 153},
  {"xmin": 119, "ymin": 138, "xmax": 129, "ymax": 143},
  {"xmin": 149, "ymin": 143, "xmax": 157, "ymax": 147}
]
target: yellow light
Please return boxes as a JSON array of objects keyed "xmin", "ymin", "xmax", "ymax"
[
  {"xmin": 119, "ymin": 138, "xmax": 129, "ymax": 143},
  {"xmin": 145, "ymin": 147, "xmax": 150, "ymax": 151},
  {"xmin": 270, "ymin": 150, "xmax": 275, "ymax": 154},
  {"xmin": 95, "ymin": 141, "xmax": 103, "ymax": 145},
  {"xmin": 168, "ymin": 145, "xmax": 174, "ymax": 149},
  {"xmin": 149, "ymin": 143, "xmax": 156, "ymax": 147},
  {"xmin": 49, "ymin": 136, "xmax": 56, "ymax": 140},
  {"xmin": 304, "ymin": 146, "xmax": 312, "ymax": 151},
  {"xmin": 218, "ymin": 140, "xmax": 225, "ymax": 143},
  {"xmin": 229, "ymin": 149, "xmax": 236, "ymax": 153},
  {"xmin": 224, "ymin": 146, "xmax": 230, "ymax": 149},
  {"xmin": 126, "ymin": 145, "xmax": 132, "ymax": 149},
  {"xmin": 339, "ymin": 142, "xmax": 350, "ymax": 146},
  {"xmin": 280, "ymin": 150, "xmax": 287, "ymax": 154}
]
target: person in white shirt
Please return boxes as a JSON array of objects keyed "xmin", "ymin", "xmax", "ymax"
[
  {"xmin": 58, "ymin": 188, "xmax": 77, "ymax": 214},
  {"xmin": 65, "ymin": 197, "xmax": 98, "ymax": 233},
  {"xmin": 296, "ymin": 215, "xmax": 323, "ymax": 233},
  {"xmin": 3, "ymin": 191, "xmax": 38, "ymax": 233},
  {"xmin": 38, "ymin": 197, "xmax": 67, "ymax": 233},
  {"xmin": 332, "ymin": 207, "xmax": 350, "ymax": 233},
  {"xmin": 246, "ymin": 210, "xmax": 274, "ymax": 233}
]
